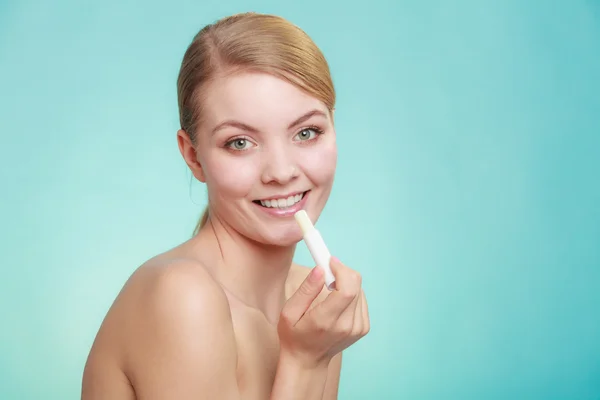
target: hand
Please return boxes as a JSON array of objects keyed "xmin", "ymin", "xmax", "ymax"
[{"xmin": 277, "ymin": 257, "xmax": 370, "ymax": 369}]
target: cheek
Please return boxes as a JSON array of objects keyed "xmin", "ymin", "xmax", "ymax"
[
  {"xmin": 301, "ymin": 143, "xmax": 337, "ymax": 184},
  {"xmin": 204, "ymin": 154, "xmax": 260, "ymax": 198}
]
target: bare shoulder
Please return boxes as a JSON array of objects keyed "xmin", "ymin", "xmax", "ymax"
[
  {"xmin": 83, "ymin": 257, "xmax": 240, "ymax": 400},
  {"xmin": 123, "ymin": 256, "xmax": 231, "ymax": 326},
  {"xmin": 120, "ymin": 257, "xmax": 234, "ymax": 350}
]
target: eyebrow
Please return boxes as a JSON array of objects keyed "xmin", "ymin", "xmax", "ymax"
[{"xmin": 211, "ymin": 109, "xmax": 327, "ymax": 136}]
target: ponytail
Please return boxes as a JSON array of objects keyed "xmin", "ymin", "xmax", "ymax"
[{"xmin": 193, "ymin": 205, "xmax": 209, "ymax": 236}]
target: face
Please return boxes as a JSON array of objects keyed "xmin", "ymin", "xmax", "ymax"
[{"xmin": 178, "ymin": 72, "xmax": 337, "ymax": 246}]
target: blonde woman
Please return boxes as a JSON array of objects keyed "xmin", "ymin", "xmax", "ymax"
[{"xmin": 82, "ymin": 12, "xmax": 370, "ymax": 400}]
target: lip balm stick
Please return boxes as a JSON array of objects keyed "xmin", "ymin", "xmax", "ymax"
[{"xmin": 294, "ymin": 210, "xmax": 336, "ymax": 290}]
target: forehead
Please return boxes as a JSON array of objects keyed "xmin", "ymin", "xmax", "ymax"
[{"xmin": 201, "ymin": 72, "xmax": 328, "ymax": 130}]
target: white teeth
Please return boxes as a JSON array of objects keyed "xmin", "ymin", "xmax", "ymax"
[{"xmin": 259, "ymin": 193, "xmax": 305, "ymax": 209}]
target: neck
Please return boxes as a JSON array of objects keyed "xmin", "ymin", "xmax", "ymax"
[{"xmin": 194, "ymin": 216, "xmax": 295, "ymax": 322}]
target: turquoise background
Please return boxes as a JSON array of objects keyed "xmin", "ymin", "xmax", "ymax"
[{"xmin": 1, "ymin": 0, "xmax": 599, "ymax": 399}]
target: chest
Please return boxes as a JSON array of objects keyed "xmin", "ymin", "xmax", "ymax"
[{"xmin": 229, "ymin": 306, "xmax": 281, "ymax": 400}]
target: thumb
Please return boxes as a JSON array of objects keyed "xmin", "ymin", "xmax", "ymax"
[{"xmin": 282, "ymin": 267, "xmax": 325, "ymax": 324}]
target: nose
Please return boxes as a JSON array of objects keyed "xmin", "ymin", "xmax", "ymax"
[{"xmin": 260, "ymin": 145, "xmax": 299, "ymax": 185}]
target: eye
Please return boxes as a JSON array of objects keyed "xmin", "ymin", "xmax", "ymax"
[
  {"xmin": 225, "ymin": 138, "xmax": 254, "ymax": 151},
  {"xmin": 294, "ymin": 127, "xmax": 322, "ymax": 142}
]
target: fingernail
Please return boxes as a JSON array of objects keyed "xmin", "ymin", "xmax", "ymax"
[
  {"xmin": 331, "ymin": 256, "xmax": 340, "ymax": 264},
  {"xmin": 310, "ymin": 266, "xmax": 323, "ymax": 282}
]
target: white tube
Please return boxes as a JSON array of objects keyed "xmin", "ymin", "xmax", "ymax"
[{"xmin": 294, "ymin": 210, "xmax": 336, "ymax": 290}]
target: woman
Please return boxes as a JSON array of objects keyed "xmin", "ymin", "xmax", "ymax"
[{"xmin": 82, "ymin": 12, "xmax": 370, "ymax": 400}]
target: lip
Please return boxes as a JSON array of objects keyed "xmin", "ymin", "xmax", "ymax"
[
  {"xmin": 255, "ymin": 190, "xmax": 307, "ymax": 202},
  {"xmin": 253, "ymin": 190, "xmax": 310, "ymax": 218}
]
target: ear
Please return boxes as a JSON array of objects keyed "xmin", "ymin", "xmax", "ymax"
[{"xmin": 177, "ymin": 129, "xmax": 206, "ymax": 183}]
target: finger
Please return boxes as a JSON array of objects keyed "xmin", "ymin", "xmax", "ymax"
[
  {"xmin": 361, "ymin": 291, "xmax": 370, "ymax": 335},
  {"xmin": 281, "ymin": 266, "xmax": 325, "ymax": 324},
  {"xmin": 352, "ymin": 289, "xmax": 364, "ymax": 335},
  {"xmin": 329, "ymin": 257, "xmax": 358, "ymax": 291},
  {"xmin": 336, "ymin": 290, "xmax": 362, "ymax": 336},
  {"xmin": 315, "ymin": 257, "xmax": 362, "ymax": 320}
]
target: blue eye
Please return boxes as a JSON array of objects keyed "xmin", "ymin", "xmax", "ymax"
[
  {"xmin": 294, "ymin": 127, "xmax": 322, "ymax": 141},
  {"xmin": 226, "ymin": 138, "xmax": 252, "ymax": 151}
]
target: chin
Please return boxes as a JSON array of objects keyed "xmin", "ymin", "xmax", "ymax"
[{"xmin": 254, "ymin": 224, "xmax": 304, "ymax": 248}]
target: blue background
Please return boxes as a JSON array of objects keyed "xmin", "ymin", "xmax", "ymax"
[{"xmin": 1, "ymin": 0, "xmax": 599, "ymax": 398}]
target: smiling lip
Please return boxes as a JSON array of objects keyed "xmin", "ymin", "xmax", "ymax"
[{"xmin": 253, "ymin": 191, "xmax": 309, "ymax": 218}]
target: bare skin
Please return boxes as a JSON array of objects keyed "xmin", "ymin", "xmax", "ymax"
[{"xmin": 81, "ymin": 227, "xmax": 363, "ymax": 399}]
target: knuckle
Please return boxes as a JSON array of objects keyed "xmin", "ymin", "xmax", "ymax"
[
  {"xmin": 362, "ymin": 321, "xmax": 371, "ymax": 336},
  {"xmin": 313, "ymin": 318, "xmax": 329, "ymax": 334},
  {"xmin": 334, "ymin": 318, "xmax": 354, "ymax": 336},
  {"xmin": 340, "ymin": 322, "xmax": 354, "ymax": 336},
  {"xmin": 298, "ymin": 282, "xmax": 313, "ymax": 296},
  {"xmin": 279, "ymin": 309, "xmax": 294, "ymax": 325},
  {"xmin": 340, "ymin": 289, "xmax": 355, "ymax": 302},
  {"xmin": 363, "ymin": 323, "xmax": 371, "ymax": 336}
]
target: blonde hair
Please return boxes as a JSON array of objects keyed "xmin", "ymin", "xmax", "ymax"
[{"xmin": 176, "ymin": 12, "xmax": 336, "ymax": 236}]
